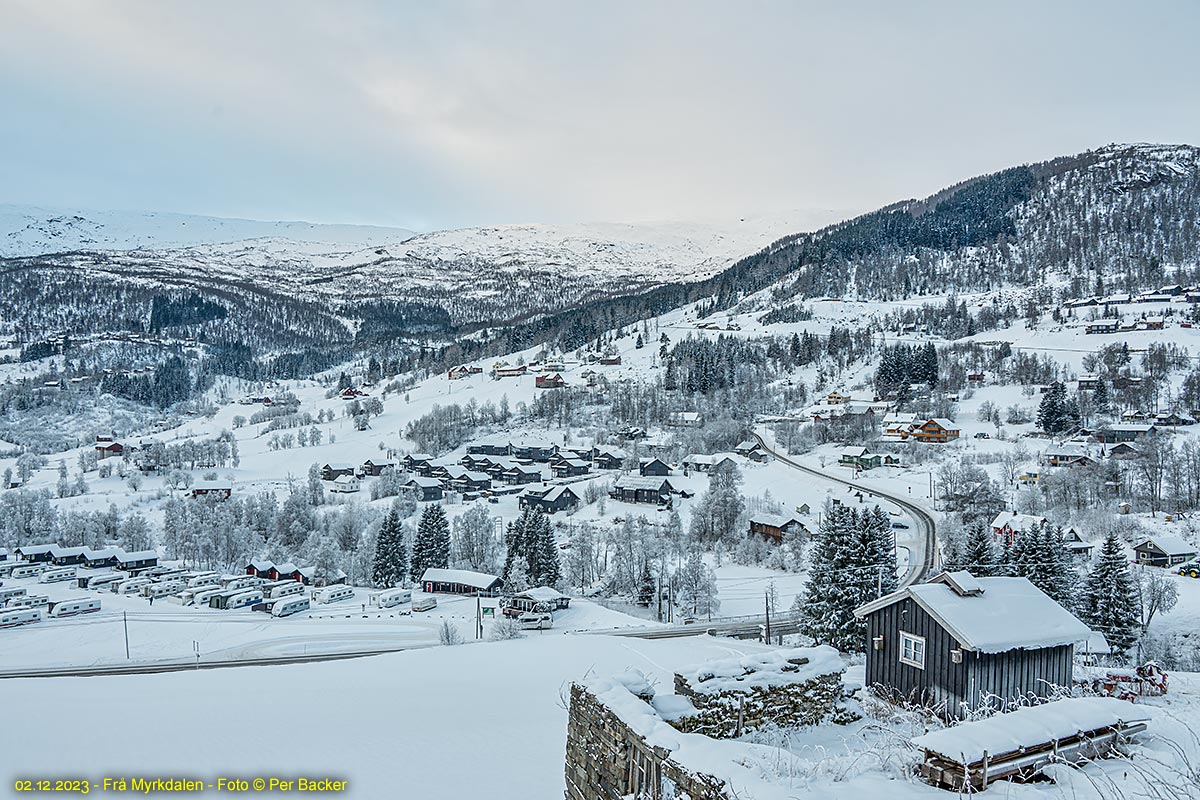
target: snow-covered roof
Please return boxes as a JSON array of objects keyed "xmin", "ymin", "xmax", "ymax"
[
  {"xmin": 460, "ymin": 470, "xmax": 491, "ymax": 482},
  {"xmin": 333, "ymin": 474, "xmax": 357, "ymax": 485},
  {"xmin": 404, "ymin": 476, "xmax": 441, "ymax": 488},
  {"xmin": 16, "ymin": 544, "xmax": 55, "ymax": 555},
  {"xmin": 855, "ymin": 574, "xmax": 1090, "ymax": 653},
  {"xmin": 516, "ymin": 586, "xmax": 570, "ymax": 603},
  {"xmin": 118, "ymin": 549, "xmax": 158, "ymax": 561},
  {"xmin": 990, "ymin": 511, "xmax": 1047, "ymax": 531},
  {"xmin": 682, "ymin": 453, "xmax": 736, "ymax": 465},
  {"xmin": 1135, "ymin": 535, "xmax": 1196, "ymax": 557},
  {"xmin": 911, "ymin": 697, "xmax": 1148, "ymax": 765},
  {"xmin": 192, "ymin": 479, "xmax": 231, "ymax": 491},
  {"xmin": 927, "ymin": 418, "xmax": 959, "ymax": 430},
  {"xmin": 749, "ymin": 514, "xmax": 801, "ymax": 529},
  {"xmin": 420, "ymin": 568, "xmax": 501, "ymax": 589},
  {"xmin": 676, "ymin": 646, "xmax": 844, "ymax": 697},
  {"xmin": 612, "ymin": 475, "xmax": 674, "ymax": 490},
  {"xmin": 49, "ymin": 545, "xmax": 88, "ymax": 558},
  {"xmin": 840, "ymin": 446, "xmax": 868, "ymax": 457},
  {"xmin": 1109, "ymin": 423, "xmax": 1156, "ymax": 432}
]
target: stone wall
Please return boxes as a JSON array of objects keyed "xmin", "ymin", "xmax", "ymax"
[
  {"xmin": 564, "ymin": 684, "xmax": 730, "ymax": 800},
  {"xmin": 670, "ymin": 668, "xmax": 844, "ymax": 738}
]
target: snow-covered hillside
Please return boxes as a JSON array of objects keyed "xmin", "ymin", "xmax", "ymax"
[
  {"xmin": 0, "ymin": 203, "xmax": 417, "ymax": 257},
  {"xmin": 1, "ymin": 205, "xmax": 852, "ymax": 327}
]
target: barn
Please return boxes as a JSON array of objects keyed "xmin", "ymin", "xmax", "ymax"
[
  {"xmin": 748, "ymin": 514, "xmax": 807, "ymax": 544},
  {"xmin": 420, "ymin": 568, "xmax": 503, "ymax": 596},
  {"xmin": 854, "ymin": 571, "xmax": 1091, "ymax": 717}
]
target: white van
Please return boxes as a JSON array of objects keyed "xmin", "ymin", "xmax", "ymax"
[
  {"xmin": 412, "ymin": 597, "xmax": 438, "ymax": 612},
  {"xmin": 518, "ymin": 611, "xmax": 554, "ymax": 630},
  {"xmin": 272, "ymin": 595, "xmax": 311, "ymax": 618},
  {"xmin": 373, "ymin": 588, "xmax": 412, "ymax": 608},
  {"xmin": 39, "ymin": 567, "xmax": 78, "ymax": 584},
  {"xmin": 312, "ymin": 585, "xmax": 354, "ymax": 605}
]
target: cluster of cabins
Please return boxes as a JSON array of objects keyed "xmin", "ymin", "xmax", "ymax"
[
  {"xmin": 838, "ymin": 447, "xmax": 901, "ymax": 470},
  {"xmin": 989, "ymin": 512, "xmax": 1198, "ymax": 568},
  {"xmin": 5, "ymin": 543, "xmax": 158, "ymax": 572},
  {"xmin": 244, "ymin": 559, "xmax": 346, "ymax": 586}
]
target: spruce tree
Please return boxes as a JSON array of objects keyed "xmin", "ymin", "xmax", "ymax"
[
  {"xmin": 371, "ymin": 506, "xmax": 408, "ymax": 587},
  {"xmin": 950, "ymin": 521, "xmax": 998, "ymax": 576},
  {"xmin": 411, "ymin": 503, "xmax": 450, "ymax": 580},
  {"xmin": 525, "ymin": 506, "xmax": 561, "ymax": 586},
  {"xmin": 502, "ymin": 509, "xmax": 531, "ymax": 583},
  {"xmin": 1079, "ymin": 533, "xmax": 1140, "ymax": 656},
  {"xmin": 860, "ymin": 505, "xmax": 898, "ymax": 598},
  {"xmin": 636, "ymin": 562, "xmax": 655, "ymax": 607},
  {"xmin": 795, "ymin": 503, "xmax": 865, "ymax": 651}
]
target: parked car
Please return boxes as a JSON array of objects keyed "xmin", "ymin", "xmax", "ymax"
[
  {"xmin": 974, "ymin": 432, "xmax": 990, "ymax": 439},
  {"xmin": 891, "ymin": 521, "xmax": 910, "ymax": 530}
]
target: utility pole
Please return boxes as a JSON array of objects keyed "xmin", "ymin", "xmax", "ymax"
[
  {"xmin": 763, "ymin": 589, "xmax": 772, "ymax": 644},
  {"xmin": 123, "ymin": 611, "xmax": 130, "ymax": 659},
  {"xmin": 476, "ymin": 596, "xmax": 483, "ymax": 640}
]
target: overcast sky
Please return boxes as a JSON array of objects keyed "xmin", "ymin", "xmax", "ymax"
[{"xmin": 2, "ymin": 1, "xmax": 1198, "ymax": 231}]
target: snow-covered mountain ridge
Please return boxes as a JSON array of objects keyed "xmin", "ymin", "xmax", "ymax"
[{"xmin": 1, "ymin": 205, "xmax": 851, "ymax": 328}]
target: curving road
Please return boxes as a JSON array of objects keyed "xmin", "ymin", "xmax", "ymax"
[{"xmin": 750, "ymin": 431, "xmax": 938, "ymax": 588}]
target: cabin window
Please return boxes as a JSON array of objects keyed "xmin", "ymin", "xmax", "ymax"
[{"xmin": 899, "ymin": 632, "xmax": 926, "ymax": 669}]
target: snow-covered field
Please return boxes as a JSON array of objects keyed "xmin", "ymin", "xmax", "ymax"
[{"xmin": 5, "ymin": 632, "xmax": 1199, "ymax": 800}]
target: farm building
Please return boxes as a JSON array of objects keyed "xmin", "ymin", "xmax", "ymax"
[
  {"xmin": 854, "ymin": 571, "xmax": 1091, "ymax": 717},
  {"xmin": 839, "ymin": 447, "xmax": 882, "ymax": 469},
  {"xmin": 748, "ymin": 514, "xmax": 807, "ymax": 543},
  {"xmin": 1085, "ymin": 318, "xmax": 1121, "ymax": 334},
  {"xmin": 191, "ymin": 479, "xmax": 233, "ymax": 499},
  {"xmin": 667, "ymin": 411, "xmax": 703, "ymax": 428},
  {"xmin": 420, "ymin": 567, "xmax": 503, "ymax": 596},
  {"xmin": 1133, "ymin": 535, "xmax": 1197, "ymax": 567},
  {"xmin": 734, "ymin": 440, "xmax": 768, "ymax": 461},
  {"xmin": 609, "ymin": 475, "xmax": 677, "ymax": 505},
  {"xmin": 535, "ymin": 373, "xmax": 566, "ymax": 389},
  {"xmin": 519, "ymin": 485, "xmax": 581, "ymax": 514}
]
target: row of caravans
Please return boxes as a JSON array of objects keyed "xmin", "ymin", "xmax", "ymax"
[{"xmin": 0, "ymin": 597, "xmax": 102, "ymax": 629}]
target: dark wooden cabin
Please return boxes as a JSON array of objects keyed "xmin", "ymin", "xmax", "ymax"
[{"xmin": 854, "ymin": 571, "xmax": 1090, "ymax": 718}]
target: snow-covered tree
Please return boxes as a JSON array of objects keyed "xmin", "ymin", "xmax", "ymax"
[
  {"xmin": 674, "ymin": 549, "xmax": 719, "ymax": 619},
  {"xmin": 372, "ymin": 506, "xmax": 408, "ymax": 587},
  {"xmin": 1079, "ymin": 533, "xmax": 1140, "ymax": 656},
  {"xmin": 452, "ymin": 504, "xmax": 501, "ymax": 574},
  {"xmin": 411, "ymin": 503, "xmax": 450, "ymax": 579}
]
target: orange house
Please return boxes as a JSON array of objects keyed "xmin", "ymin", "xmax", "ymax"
[{"xmin": 909, "ymin": 418, "xmax": 961, "ymax": 443}]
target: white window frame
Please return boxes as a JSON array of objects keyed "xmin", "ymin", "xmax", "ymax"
[{"xmin": 899, "ymin": 631, "xmax": 926, "ymax": 669}]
